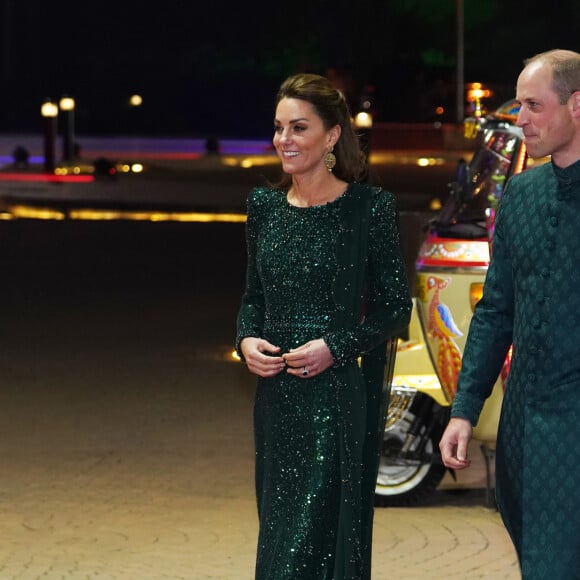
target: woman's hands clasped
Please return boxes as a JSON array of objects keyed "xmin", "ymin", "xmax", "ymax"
[
  {"xmin": 283, "ymin": 339, "xmax": 334, "ymax": 379},
  {"xmin": 240, "ymin": 337, "xmax": 286, "ymax": 378},
  {"xmin": 240, "ymin": 337, "xmax": 334, "ymax": 379}
]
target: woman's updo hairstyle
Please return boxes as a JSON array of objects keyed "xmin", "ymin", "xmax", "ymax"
[{"xmin": 276, "ymin": 73, "xmax": 366, "ymax": 183}]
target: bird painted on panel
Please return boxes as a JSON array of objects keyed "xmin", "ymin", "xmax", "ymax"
[{"xmin": 425, "ymin": 276, "xmax": 463, "ymax": 402}]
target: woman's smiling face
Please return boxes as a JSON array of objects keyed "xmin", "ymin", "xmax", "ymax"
[{"xmin": 273, "ymin": 97, "xmax": 339, "ymax": 177}]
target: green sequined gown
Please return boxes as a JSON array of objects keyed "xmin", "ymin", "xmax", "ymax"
[
  {"xmin": 452, "ymin": 160, "xmax": 580, "ymax": 578},
  {"xmin": 236, "ymin": 184, "xmax": 411, "ymax": 579}
]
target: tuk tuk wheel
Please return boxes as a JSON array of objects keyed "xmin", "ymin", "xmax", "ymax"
[{"xmin": 374, "ymin": 409, "xmax": 447, "ymax": 507}]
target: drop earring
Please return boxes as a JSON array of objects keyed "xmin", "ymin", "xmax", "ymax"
[{"xmin": 324, "ymin": 146, "xmax": 336, "ymax": 172}]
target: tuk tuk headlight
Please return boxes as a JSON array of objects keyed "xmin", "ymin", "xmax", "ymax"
[{"xmin": 470, "ymin": 282, "xmax": 484, "ymax": 312}]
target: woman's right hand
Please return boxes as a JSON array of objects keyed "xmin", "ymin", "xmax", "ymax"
[{"xmin": 240, "ymin": 337, "xmax": 286, "ymax": 377}]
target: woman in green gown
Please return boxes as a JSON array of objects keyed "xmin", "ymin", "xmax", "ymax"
[{"xmin": 236, "ymin": 73, "xmax": 411, "ymax": 579}]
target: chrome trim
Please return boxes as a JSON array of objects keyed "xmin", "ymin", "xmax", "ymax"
[{"xmin": 386, "ymin": 385, "xmax": 416, "ymax": 431}]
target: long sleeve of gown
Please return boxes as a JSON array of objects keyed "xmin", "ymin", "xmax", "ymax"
[
  {"xmin": 323, "ymin": 189, "xmax": 412, "ymax": 366},
  {"xmin": 236, "ymin": 190, "xmax": 264, "ymax": 358},
  {"xmin": 451, "ymin": 188, "xmax": 515, "ymax": 425}
]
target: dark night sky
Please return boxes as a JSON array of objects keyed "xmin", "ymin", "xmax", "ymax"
[{"xmin": 1, "ymin": 0, "xmax": 579, "ymax": 138}]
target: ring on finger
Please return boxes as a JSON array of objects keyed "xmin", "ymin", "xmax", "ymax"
[{"xmin": 302, "ymin": 367, "xmax": 309, "ymax": 376}]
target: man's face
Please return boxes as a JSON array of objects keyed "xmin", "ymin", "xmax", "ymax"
[{"xmin": 516, "ymin": 61, "xmax": 576, "ymax": 164}]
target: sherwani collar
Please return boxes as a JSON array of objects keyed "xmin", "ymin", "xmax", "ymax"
[{"xmin": 551, "ymin": 157, "xmax": 580, "ymax": 185}]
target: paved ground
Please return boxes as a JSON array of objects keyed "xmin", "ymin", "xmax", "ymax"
[{"xmin": 0, "ymin": 216, "xmax": 520, "ymax": 579}]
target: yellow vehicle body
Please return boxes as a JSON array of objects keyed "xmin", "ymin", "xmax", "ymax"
[
  {"xmin": 375, "ymin": 101, "xmax": 532, "ymax": 505},
  {"xmin": 392, "ymin": 290, "xmax": 503, "ymax": 444}
]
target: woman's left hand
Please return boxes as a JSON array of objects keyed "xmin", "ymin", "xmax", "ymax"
[{"xmin": 282, "ymin": 339, "xmax": 334, "ymax": 379}]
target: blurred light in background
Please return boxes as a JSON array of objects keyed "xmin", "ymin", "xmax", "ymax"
[{"xmin": 129, "ymin": 94, "xmax": 143, "ymax": 107}]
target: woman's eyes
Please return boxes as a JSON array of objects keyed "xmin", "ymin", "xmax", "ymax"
[{"xmin": 273, "ymin": 125, "xmax": 307, "ymax": 133}]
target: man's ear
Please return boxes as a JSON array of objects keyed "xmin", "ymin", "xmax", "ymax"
[{"xmin": 570, "ymin": 91, "xmax": 580, "ymax": 118}]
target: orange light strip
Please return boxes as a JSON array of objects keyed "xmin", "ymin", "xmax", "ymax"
[
  {"xmin": 5, "ymin": 204, "xmax": 247, "ymax": 223},
  {"xmin": 513, "ymin": 143, "xmax": 527, "ymax": 175}
]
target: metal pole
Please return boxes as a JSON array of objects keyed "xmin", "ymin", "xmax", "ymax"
[
  {"xmin": 64, "ymin": 109, "xmax": 74, "ymax": 161},
  {"xmin": 60, "ymin": 96, "xmax": 75, "ymax": 162},
  {"xmin": 456, "ymin": 0, "xmax": 465, "ymax": 124},
  {"xmin": 41, "ymin": 100, "xmax": 58, "ymax": 174},
  {"xmin": 43, "ymin": 116, "xmax": 56, "ymax": 173},
  {"xmin": 1, "ymin": 0, "xmax": 13, "ymax": 81},
  {"xmin": 0, "ymin": 0, "xmax": 13, "ymax": 128}
]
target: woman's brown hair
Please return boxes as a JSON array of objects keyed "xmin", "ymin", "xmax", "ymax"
[{"xmin": 275, "ymin": 73, "xmax": 366, "ymax": 184}]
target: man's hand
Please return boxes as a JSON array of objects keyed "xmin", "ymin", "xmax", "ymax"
[{"xmin": 439, "ymin": 417, "xmax": 473, "ymax": 469}]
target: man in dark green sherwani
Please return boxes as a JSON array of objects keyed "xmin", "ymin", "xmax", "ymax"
[{"xmin": 440, "ymin": 49, "xmax": 580, "ymax": 579}]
